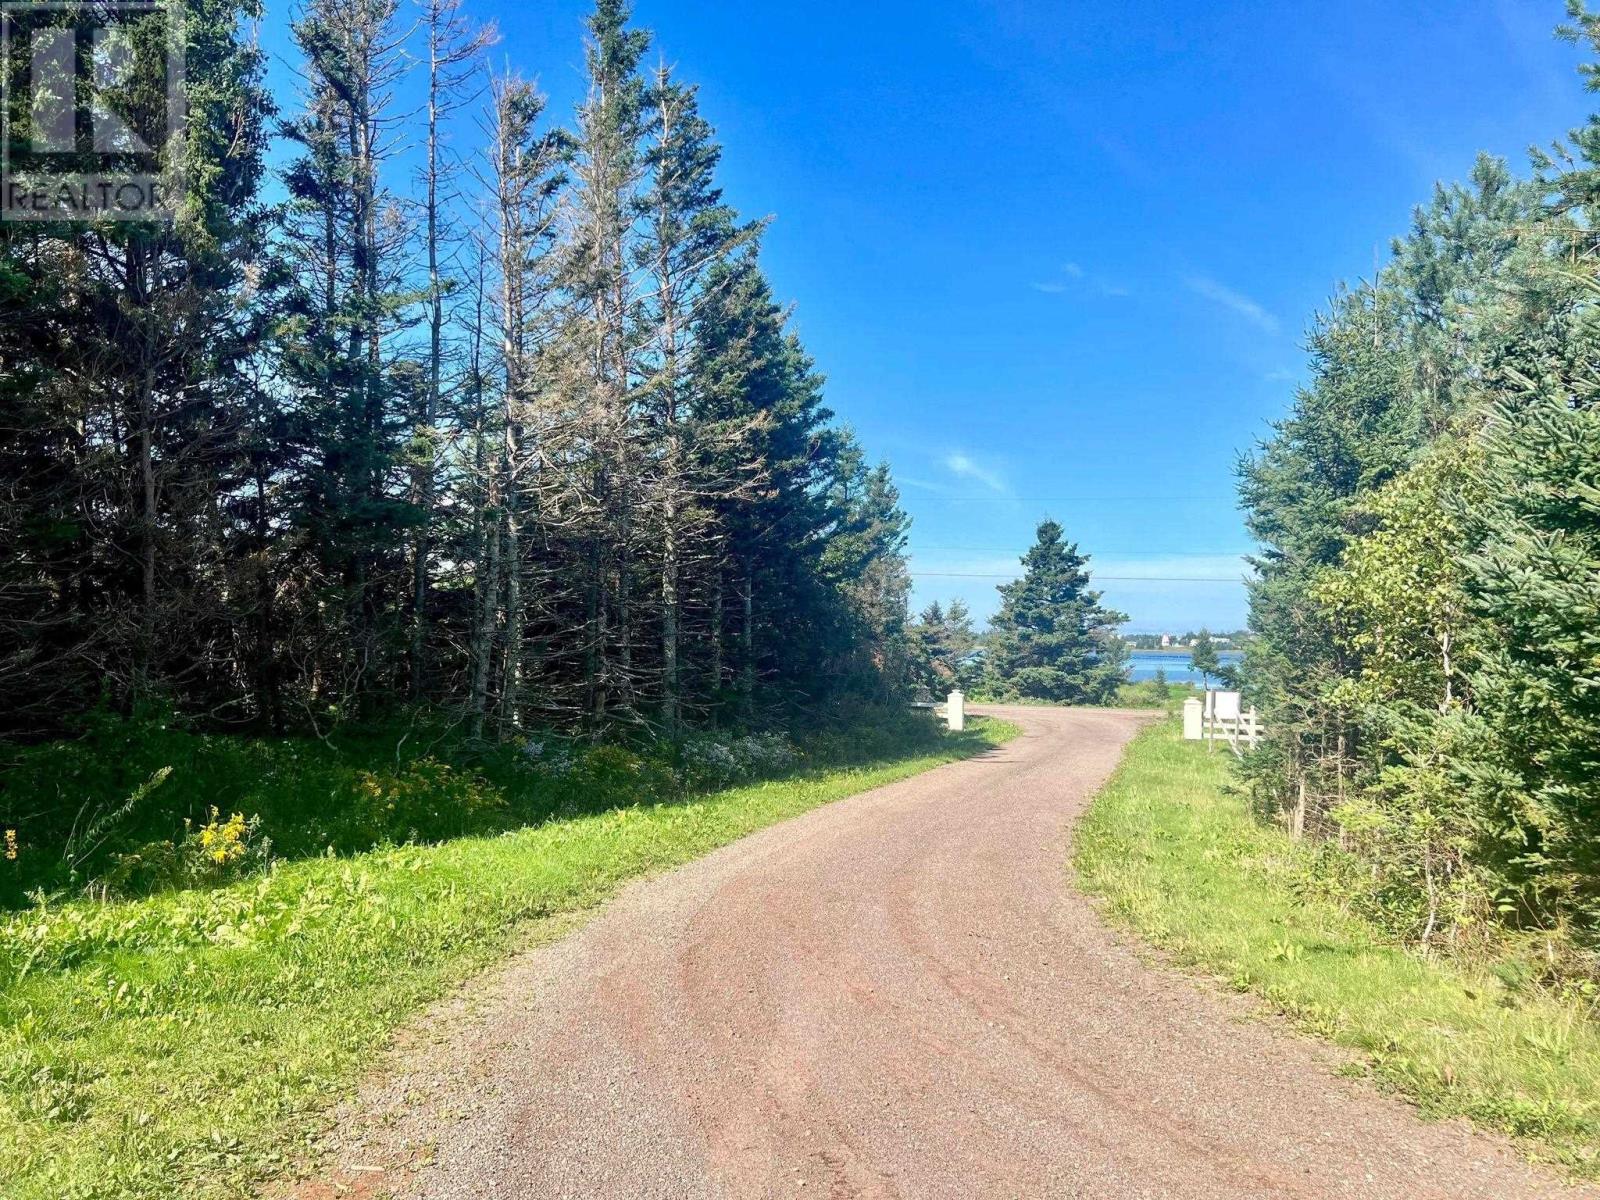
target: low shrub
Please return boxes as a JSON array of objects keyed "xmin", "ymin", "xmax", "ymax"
[
  {"xmin": 1115, "ymin": 677, "xmax": 1198, "ymax": 711},
  {"xmin": 349, "ymin": 759, "xmax": 505, "ymax": 845},
  {"xmin": 97, "ymin": 809, "xmax": 272, "ymax": 898},
  {"xmin": 677, "ymin": 732, "xmax": 799, "ymax": 790}
]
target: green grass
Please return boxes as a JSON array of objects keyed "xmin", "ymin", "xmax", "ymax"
[
  {"xmin": 0, "ymin": 716, "xmax": 1018, "ymax": 1200},
  {"xmin": 0, "ymin": 712, "xmax": 876, "ymax": 904},
  {"xmin": 1113, "ymin": 677, "xmax": 1199, "ymax": 712},
  {"xmin": 1074, "ymin": 720, "xmax": 1600, "ymax": 1177}
]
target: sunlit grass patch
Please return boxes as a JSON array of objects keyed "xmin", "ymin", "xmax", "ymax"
[{"xmin": 1074, "ymin": 720, "xmax": 1600, "ymax": 1177}]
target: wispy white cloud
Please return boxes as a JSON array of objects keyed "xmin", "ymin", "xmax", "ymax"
[
  {"xmin": 1263, "ymin": 368, "xmax": 1298, "ymax": 384},
  {"xmin": 1184, "ymin": 275, "xmax": 1280, "ymax": 335},
  {"xmin": 899, "ymin": 475, "xmax": 961, "ymax": 496},
  {"xmin": 943, "ymin": 452, "xmax": 1011, "ymax": 496},
  {"xmin": 1031, "ymin": 260, "xmax": 1131, "ymax": 299}
]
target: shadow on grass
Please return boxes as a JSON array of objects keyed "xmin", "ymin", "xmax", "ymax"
[{"xmin": 0, "ymin": 713, "xmax": 1011, "ymax": 911}]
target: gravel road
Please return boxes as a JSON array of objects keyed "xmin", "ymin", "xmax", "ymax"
[{"xmin": 294, "ymin": 705, "xmax": 1592, "ymax": 1200}]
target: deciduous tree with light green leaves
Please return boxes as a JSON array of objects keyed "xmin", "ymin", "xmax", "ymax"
[
  {"xmin": 1190, "ymin": 629, "xmax": 1221, "ymax": 689},
  {"xmin": 1308, "ymin": 440, "xmax": 1488, "ymax": 944}
]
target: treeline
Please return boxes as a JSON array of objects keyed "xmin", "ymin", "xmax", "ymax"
[
  {"xmin": 0, "ymin": 0, "xmax": 917, "ymax": 746},
  {"xmin": 1241, "ymin": 8, "xmax": 1600, "ymax": 973}
]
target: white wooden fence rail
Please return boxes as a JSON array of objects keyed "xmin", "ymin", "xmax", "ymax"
[{"xmin": 1183, "ymin": 691, "xmax": 1262, "ymax": 756}]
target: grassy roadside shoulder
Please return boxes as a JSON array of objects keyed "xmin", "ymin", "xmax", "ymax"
[
  {"xmin": 1, "ymin": 716, "xmax": 1018, "ymax": 1200},
  {"xmin": 1074, "ymin": 720, "xmax": 1600, "ymax": 1177}
]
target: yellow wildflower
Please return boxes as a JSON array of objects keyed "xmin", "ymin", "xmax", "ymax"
[{"xmin": 196, "ymin": 809, "xmax": 249, "ymax": 867}]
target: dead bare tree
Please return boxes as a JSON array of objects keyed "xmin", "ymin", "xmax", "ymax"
[
  {"xmin": 409, "ymin": 0, "xmax": 496, "ymax": 699},
  {"xmin": 485, "ymin": 74, "xmax": 570, "ymax": 733}
]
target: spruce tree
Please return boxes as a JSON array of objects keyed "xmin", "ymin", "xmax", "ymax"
[
  {"xmin": 563, "ymin": 0, "xmax": 651, "ymax": 727},
  {"xmin": 909, "ymin": 601, "xmax": 949, "ymax": 691},
  {"xmin": 910, "ymin": 598, "xmax": 979, "ymax": 692},
  {"xmin": 986, "ymin": 521, "xmax": 1127, "ymax": 704},
  {"xmin": 279, "ymin": 0, "xmax": 416, "ymax": 713},
  {"xmin": 691, "ymin": 255, "xmax": 846, "ymax": 720},
  {"xmin": 1461, "ymin": 354, "xmax": 1600, "ymax": 927},
  {"xmin": 0, "ymin": 0, "xmax": 273, "ymax": 724},
  {"xmin": 825, "ymin": 450, "xmax": 915, "ymax": 703},
  {"xmin": 944, "ymin": 599, "xmax": 980, "ymax": 691},
  {"xmin": 637, "ymin": 63, "xmax": 757, "ymax": 732},
  {"xmin": 412, "ymin": 0, "xmax": 495, "ymax": 698},
  {"xmin": 483, "ymin": 75, "xmax": 569, "ymax": 734}
]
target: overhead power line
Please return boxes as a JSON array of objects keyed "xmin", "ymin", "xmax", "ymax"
[
  {"xmin": 907, "ymin": 494, "xmax": 1236, "ymax": 503},
  {"xmin": 909, "ymin": 572, "xmax": 1248, "ymax": 582},
  {"xmin": 913, "ymin": 545, "xmax": 1250, "ymax": 556}
]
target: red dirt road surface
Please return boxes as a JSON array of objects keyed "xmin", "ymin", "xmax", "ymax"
[{"xmin": 299, "ymin": 706, "xmax": 1592, "ymax": 1199}]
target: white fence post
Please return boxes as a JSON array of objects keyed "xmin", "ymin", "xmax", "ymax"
[
  {"xmin": 946, "ymin": 690, "xmax": 965, "ymax": 732},
  {"xmin": 1182, "ymin": 697, "xmax": 1203, "ymax": 740}
]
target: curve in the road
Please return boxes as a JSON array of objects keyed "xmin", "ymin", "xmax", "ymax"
[{"xmin": 297, "ymin": 705, "xmax": 1590, "ymax": 1200}]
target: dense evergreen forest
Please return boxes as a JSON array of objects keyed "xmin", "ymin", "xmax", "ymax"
[
  {"xmin": 0, "ymin": 0, "xmax": 921, "ymax": 741},
  {"xmin": 1241, "ymin": 6, "xmax": 1600, "ymax": 979},
  {"xmin": 0, "ymin": 0, "xmax": 934, "ymax": 896}
]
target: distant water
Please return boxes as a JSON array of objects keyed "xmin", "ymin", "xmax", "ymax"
[{"xmin": 1126, "ymin": 649, "xmax": 1243, "ymax": 686}]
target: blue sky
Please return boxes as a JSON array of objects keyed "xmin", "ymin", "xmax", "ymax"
[{"xmin": 264, "ymin": 0, "xmax": 1592, "ymax": 632}]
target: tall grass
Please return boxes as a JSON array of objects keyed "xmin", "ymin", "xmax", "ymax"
[
  {"xmin": 0, "ymin": 715, "xmax": 1017, "ymax": 1200},
  {"xmin": 1075, "ymin": 720, "xmax": 1600, "ymax": 1177}
]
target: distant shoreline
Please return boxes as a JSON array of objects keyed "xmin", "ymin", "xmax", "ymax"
[{"xmin": 1125, "ymin": 647, "xmax": 1243, "ymax": 657}]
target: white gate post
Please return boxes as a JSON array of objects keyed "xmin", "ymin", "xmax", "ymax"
[
  {"xmin": 946, "ymin": 690, "xmax": 965, "ymax": 732},
  {"xmin": 1182, "ymin": 697, "xmax": 1203, "ymax": 741}
]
